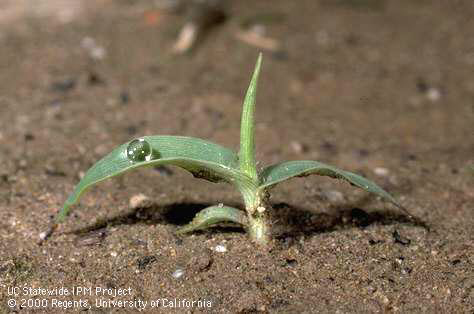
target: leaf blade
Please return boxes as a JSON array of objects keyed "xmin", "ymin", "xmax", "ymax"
[
  {"xmin": 259, "ymin": 160, "xmax": 405, "ymax": 209},
  {"xmin": 239, "ymin": 53, "xmax": 262, "ymax": 182},
  {"xmin": 176, "ymin": 204, "xmax": 247, "ymax": 234},
  {"xmin": 56, "ymin": 136, "xmax": 255, "ymax": 223}
]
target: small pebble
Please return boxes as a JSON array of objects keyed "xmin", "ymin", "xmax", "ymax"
[
  {"xmin": 39, "ymin": 232, "xmax": 48, "ymax": 240},
  {"xmin": 172, "ymin": 268, "xmax": 185, "ymax": 279},
  {"xmin": 74, "ymin": 229, "xmax": 107, "ymax": 246},
  {"xmin": 393, "ymin": 230, "xmax": 411, "ymax": 245},
  {"xmin": 214, "ymin": 245, "xmax": 227, "ymax": 253},
  {"xmin": 374, "ymin": 167, "xmax": 389, "ymax": 176},
  {"xmin": 137, "ymin": 255, "xmax": 157, "ymax": 270},
  {"xmin": 290, "ymin": 141, "xmax": 306, "ymax": 154},
  {"xmin": 81, "ymin": 37, "xmax": 106, "ymax": 60},
  {"xmin": 129, "ymin": 193, "xmax": 150, "ymax": 209},
  {"xmin": 188, "ymin": 251, "xmax": 212, "ymax": 272},
  {"xmin": 426, "ymin": 87, "xmax": 441, "ymax": 102},
  {"xmin": 110, "ymin": 252, "xmax": 118, "ymax": 257}
]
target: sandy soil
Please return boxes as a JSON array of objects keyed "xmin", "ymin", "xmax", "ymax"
[{"xmin": 0, "ymin": 1, "xmax": 473, "ymax": 313}]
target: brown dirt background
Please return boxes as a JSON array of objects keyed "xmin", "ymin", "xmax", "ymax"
[{"xmin": 0, "ymin": 1, "xmax": 473, "ymax": 313}]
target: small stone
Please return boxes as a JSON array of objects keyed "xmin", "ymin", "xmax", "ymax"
[
  {"xmin": 137, "ymin": 255, "xmax": 157, "ymax": 270},
  {"xmin": 169, "ymin": 248, "xmax": 176, "ymax": 257},
  {"xmin": 290, "ymin": 141, "xmax": 307, "ymax": 154},
  {"xmin": 187, "ymin": 250, "xmax": 212, "ymax": 272},
  {"xmin": 374, "ymin": 167, "xmax": 389, "ymax": 176},
  {"xmin": 110, "ymin": 252, "xmax": 118, "ymax": 257},
  {"xmin": 45, "ymin": 165, "xmax": 66, "ymax": 177},
  {"xmin": 214, "ymin": 245, "xmax": 227, "ymax": 253},
  {"xmin": 257, "ymin": 206, "xmax": 266, "ymax": 213},
  {"xmin": 393, "ymin": 230, "xmax": 411, "ymax": 245},
  {"xmin": 172, "ymin": 268, "xmax": 185, "ymax": 279},
  {"xmin": 39, "ymin": 232, "xmax": 48, "ymax": 240},
  {"xmin": 426, "ymin": 87, "xmax": 441, "ymax": 102},
  {"xmin": 129, "ymin": 193, "xmax": 151, "ymax": 209},
  {"xmin": 81, "ymin": 37, "xmax": 106, "ymax": 60},
  {"xmin": 74, "ymin": 229, "xmax": 107, "ymax": 246}
]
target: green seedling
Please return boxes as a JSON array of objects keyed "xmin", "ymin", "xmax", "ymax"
[{"xmin": 56, "ymin": 54, "xmax": 415, "ymax": 246}]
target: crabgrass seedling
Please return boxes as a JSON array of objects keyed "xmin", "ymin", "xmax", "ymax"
[{"xmin": 56, "ymin": 53, "xmax": 416, "ymax": 246}]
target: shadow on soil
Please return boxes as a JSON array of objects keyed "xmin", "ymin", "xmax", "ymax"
[
  {"xmin": 270, "ymin": 202, "xmax": 425, "ymax": 240},
  {"xmin": 64, "ymin": 196, "xmax": 427, "ymax": 243}
]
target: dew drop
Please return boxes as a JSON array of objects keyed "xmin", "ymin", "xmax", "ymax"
[{"xmin": 127, "ymin": 138, "xmax": 152, "ymax": 162}]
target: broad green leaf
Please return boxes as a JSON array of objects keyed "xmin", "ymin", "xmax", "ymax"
[
  {"xmin": 259, "ymin": 160, "xmax": 413, "ymax": 217},
  {"xmin": 239, "ymin": 53, "xmax": 262, "ymax": 182},
  {"xmin": 176, "ymin": 204, "xmax": 247, "ymax": 234},
  {"xmin": 56, "ymin": 136, "xmax": 256, "ymax": 223}
]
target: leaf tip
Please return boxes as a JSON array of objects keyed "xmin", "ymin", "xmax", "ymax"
[{"xmin": 254, "ymin": 53, "xmax": 263, "ymax": 80}]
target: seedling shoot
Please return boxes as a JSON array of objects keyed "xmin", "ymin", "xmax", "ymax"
[{"xmin": 56, "ymin": 53, "xmax": 415, "ymax": 246}]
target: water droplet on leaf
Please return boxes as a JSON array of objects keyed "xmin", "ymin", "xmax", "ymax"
[{"xmin": 127, "ymin": 138, "xmax": 152, "ymax": 162}]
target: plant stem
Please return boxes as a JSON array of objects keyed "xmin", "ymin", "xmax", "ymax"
[
  {"xmin": 247, "ymin": 212, "xmax": 270, "ymax": 246},
  {"xmin": 242, "ymin": 188, "xmax": 271, "ymax": 246}
]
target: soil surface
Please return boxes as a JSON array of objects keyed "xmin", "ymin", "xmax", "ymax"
[{"xmin": 0, "ymin": 1, "xmax": 473, "ymax": 313}]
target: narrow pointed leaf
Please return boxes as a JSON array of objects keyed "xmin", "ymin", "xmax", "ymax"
[
  {"xmin": 259, "ymin": 160, "xmax": 411, "ymax": 214},
  {"xmin": 239, "ymin": 53, "xmax": 262, "ymax": 182},
  {"xmin": 176, "ymin": 205, "xmax": 247, "ymax": 234},
  {"xmin": 56, "ymin": 136, "xmax": 256, "ymax": 223}
]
